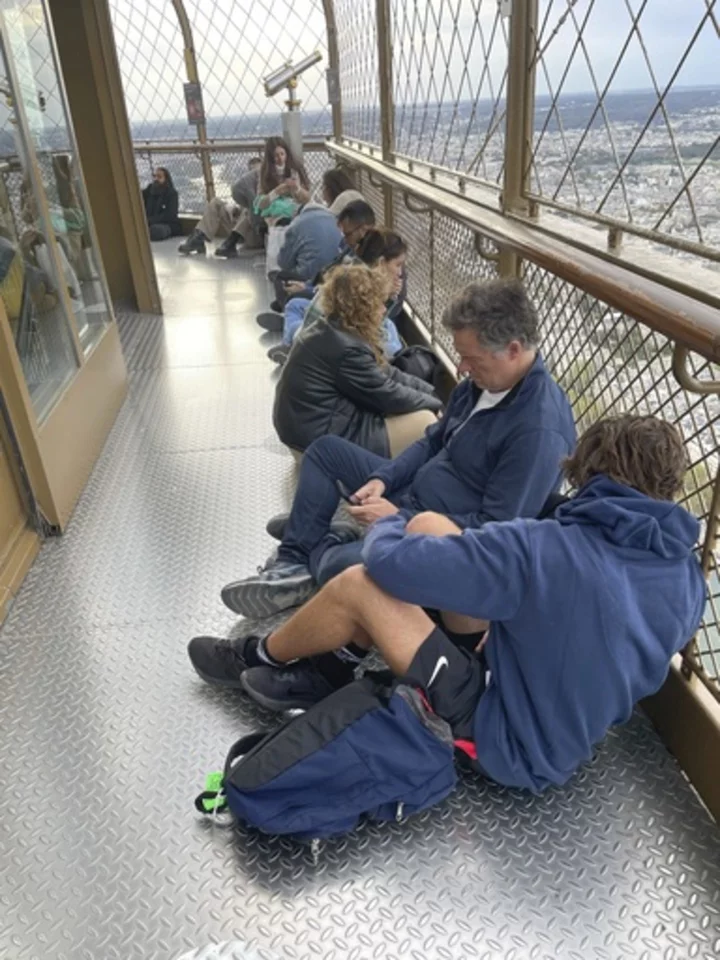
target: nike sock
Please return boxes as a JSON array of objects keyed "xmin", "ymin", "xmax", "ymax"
[{"xmin": 312, "ymin": 643, "xmax": 368, "ymax": 688}]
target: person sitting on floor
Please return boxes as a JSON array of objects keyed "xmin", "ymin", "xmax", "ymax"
[
  {"xmin": 268, "ymin": 228, "xmax": 407, "ymax": 366},
  {"xmin": 267, "ymin": 168, "xmax": 362, "ymax": 317},
  {"xmin": 272, "ymin": 263, "xmax": 441, "ymax": 461},
  {"xmin": 189, "ymin": 277, "xmax": 576, "ymax": 623},
  {"xmin": 261, "ymin": 198, "xmax": 375, "ymax": 347},
  {"xmin": 143, "ymin": 167, "xmax": 182, "ymax": 242},
  {"xmin": 189, "ymin": 415, "xmax": 706, "ymax": 793},
  {"xmin": 253, "ymin": 136, "xmax": 310, "ymax": 227},
  {"xmin": 178, "ymin": 157, "xmax": 262, "ymax": 256}
]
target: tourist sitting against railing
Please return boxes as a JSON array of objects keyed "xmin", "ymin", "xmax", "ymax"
[
  {"xmin": 267, "ymin": 228, "xmax": 406, "ymax": 366},
  {"xmin": 252, "ymin": 136, "xmax": 310, "ymax": 227},
  {"xmin": 186, "ymin": 279, "xmax": 576, "ymax": 639},
  {"xmin": 261, "ymin": 168, "xmax": 362, "ymax": 324},
  {"xmin": 272, "ymin": 263, "xmax": 441, "ymax": 462},
  {"xmin": 262, "ymin": 199, "xmax": 376, "ymax": 353},
  {"xmin": 142, "ymin": 167, "xmax": 182, "ymax": 243},
  {"xmin": 178, "ymin": 157, "xmax": 262, "ymax": 257},
  {"xmin": 189, "ymin": 414, "xmax": 705, "ymax": 794}
]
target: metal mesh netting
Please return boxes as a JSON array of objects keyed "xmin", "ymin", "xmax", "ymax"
[
  {"xmin": 523, "ymin": 260, "xmax": 720, "ymax": 690},
  {"xmin": 391, "ymin": 0, "xmax": 509, "ymax": 181},
  {"xmin": 334, "ymin": 0, "xmax": 380, "ymax": 145},
  {"xmin": 532, "ymin": 1, "xmax": 720, "ymax": 254},
  {"xmin": 110, "ymin": 0, "xmax": 331, "ymax": 141},
  {"xmin": 134, "ymin": 146, "xmax": 333, "ymax": 214}
]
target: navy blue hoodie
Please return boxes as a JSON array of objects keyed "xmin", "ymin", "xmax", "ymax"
[
  {"xmin": 362, "ymin": 476, "xmax": 706, "ymax": 792},
  {"xmin": 371, "ymin": 353, "xmax": 577, "ymax": 527}
]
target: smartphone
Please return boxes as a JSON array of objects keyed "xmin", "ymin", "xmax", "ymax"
[{"xmin": 336, "ymin": 479, "xmax": 360, "ymax": 505}]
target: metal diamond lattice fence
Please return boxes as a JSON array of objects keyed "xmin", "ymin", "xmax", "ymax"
[
  {"xmin": 532, "ymin": 0, "xmax": 720, "ymax": 255},
  {"xmin": 334, "ymin": 0, "xmax": 381, "ymax": 146},
  {"xmin": 390, "ymin": 0, "xmax": 509, "ymax": 182},
  {"xmin": 110, "ymin": 0, "xmax": 331, "ymax": 142}
]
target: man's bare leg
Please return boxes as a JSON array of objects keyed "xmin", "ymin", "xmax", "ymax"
[{"xmin": 267, "ymin": 565, "xmax": 436, "ymax": 675}]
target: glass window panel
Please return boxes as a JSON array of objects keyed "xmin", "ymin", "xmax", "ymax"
[
  {"xmin": 0, "ymin": 32, "xmax": 78, "ymax": 422},
  {"xmin": 2, "ymin": 0, "xmax": 113, "ymax": 355}
]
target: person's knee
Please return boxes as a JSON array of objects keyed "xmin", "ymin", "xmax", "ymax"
[
  {"xmin": 305, "ymin": 434, "xmax": 352, "ymax": 468},
  {"xmin": 325, "ymin": 564, "xmax": 372, "ymax": 605},
  {"xmin": 407, "ymin": 511, "xmax": 462, "ymax": 537}
]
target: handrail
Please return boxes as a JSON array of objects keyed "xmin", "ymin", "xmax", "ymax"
[
  {"xmin": 131, "ymin": 139, "xmax": 329, "ymax": 153},
  {"xmin": 328, "ymin": 140, "xmax": 720, "ymax": 363}
]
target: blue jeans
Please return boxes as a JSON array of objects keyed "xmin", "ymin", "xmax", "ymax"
[
  {"xmin": 277, "ymin": 435, "xmax": 407, "ymax": 583},
  {"xmin": 283, "ymin": 297, "xmax": 311, "ymax": 346}
]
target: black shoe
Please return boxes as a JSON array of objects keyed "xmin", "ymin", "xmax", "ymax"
[
  {"xmin": 266, "ymin": 512, "xmax": 290, "ymax": 541},
  {"xmin": 256, "ymin": 311, "xmax": 284, "ymax": 332},
  {"xmin": 268, "ymin": 343, "xmax": 290, "ymax": 365},
  {"xmin": 240, "ymin": 660, "xmax": 338, "ymax": 711},
  {"xmin": 178, "ymin": 230, "xmax": 207, "ymax": 256},
  {"xmin": 187, "ymin": 633, "xmax": 265, "ymax": 687},
  {"xmin": 214, "ymin": 236, "xmax": 239, "ymax": 258}
]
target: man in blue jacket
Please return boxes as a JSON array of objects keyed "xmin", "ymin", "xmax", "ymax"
[
  {"xmin": 194, "ymin": 415, "xmax": 706, "ymax": 792},
  {"xmin": 189, "ymin": 278, "xmax": 577, "ymax": 686}
]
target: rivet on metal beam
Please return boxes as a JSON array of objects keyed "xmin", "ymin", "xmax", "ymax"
[{"xmin": 608, "ymin": 226, "xmax": 623, "ymax": 252}]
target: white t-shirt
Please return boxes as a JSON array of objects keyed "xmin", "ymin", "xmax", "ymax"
[{"xmin": 455, "ymin": 387, "xmax": 510, "ymax": 434}]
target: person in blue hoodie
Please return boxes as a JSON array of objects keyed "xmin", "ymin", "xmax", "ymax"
[
  {"xmin": 199, "ymin": 414, "xmax": 706, "ymax": 793},
  {"xmin": 188, "ymin": 279, "xmax": 577, "ymax": 684}
]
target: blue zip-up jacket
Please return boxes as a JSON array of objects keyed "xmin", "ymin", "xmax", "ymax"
[
  {"xmin": 362, "ymin": 476, "xmax": 706, "ymax": 792},
  {"xmin": 278, "ymin": 203, "xmax": 342, "ymax": 281},
  {"xmin": 371, "ymin": 353, "xmax": 577, "ymax": 527}
]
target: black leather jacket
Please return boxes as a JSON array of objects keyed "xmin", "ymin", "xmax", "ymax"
[{"xmin": 273, "ymin": 317, "xmax": 443, "ymax": 456}]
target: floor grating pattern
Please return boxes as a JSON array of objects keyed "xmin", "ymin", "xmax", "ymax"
[{"xmin": 0, "ymin": 241, "xmax": 718, "ymax": 960}]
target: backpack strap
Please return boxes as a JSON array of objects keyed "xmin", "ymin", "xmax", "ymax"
[{"xmin": 194, "ymin": 732, "xmax": 270, "ymax": 816}]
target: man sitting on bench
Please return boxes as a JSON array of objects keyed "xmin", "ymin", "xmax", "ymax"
[{"xmin": 192, "ymin": 415, "xmax": 706, "ymax": 792}]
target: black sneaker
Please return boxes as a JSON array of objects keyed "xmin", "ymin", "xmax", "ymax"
[
  {"xmin": 240, "ymin": 660, "xmax": 338, "ymax": 711},
  {"xmin": 187, "ymin": 633, "xmax": 266, "ymax": 687},
  {"xmin": 214, "ymin": 236, "xmax": 239, "ymax": 258},
  {"xmin": 178, "ymin": 230, "xmax": 207, "ymax": 256},
  {"xmin": 256, "ymin": 311, "xmax": 284, "ymax": 332},
  {"xmin": 267, "ymin": 343, "xmax": 290, "ymax": 365}
]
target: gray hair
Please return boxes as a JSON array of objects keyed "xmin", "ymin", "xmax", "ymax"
[{"xmin": 442, "ymin": 278, "xmax": 539, "ymax": 352}]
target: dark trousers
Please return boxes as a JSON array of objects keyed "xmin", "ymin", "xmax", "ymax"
[
  {"xmin": 273, "ymin": 270, "xmax": 305, "ymax": 309},
  {"xmin": 278, "ymin": 435, "xmax": 408, "ymax": 585}
]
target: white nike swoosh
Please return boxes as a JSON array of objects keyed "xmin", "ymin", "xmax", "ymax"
[{"xmin": 427, "ymin": 656, "xmax": 449, "ymax": 689}]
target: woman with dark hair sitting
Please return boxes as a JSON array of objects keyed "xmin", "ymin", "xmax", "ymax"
[
  {"xmin": 254, "ymin": 136, "xmax": 310, "ymax": 225},
  {"xmin": 142, "ymin": 167, "xmax": 181, "ymax": 241},
  {"xmin": 272, "ymin": 228, "xmax": 408, "ymax": 364},
  {"xmin": 273, "ymin": 263, "xmax": 441, "ymax": 460}
]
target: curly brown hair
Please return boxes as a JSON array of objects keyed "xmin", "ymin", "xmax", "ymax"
[
  {"xmin": 564, "ymin": 415, "xmax": 688, "ymax": 501},
  {"xmin": 319, "ymin": 264, "xmax": 388, "ymax": 364}
]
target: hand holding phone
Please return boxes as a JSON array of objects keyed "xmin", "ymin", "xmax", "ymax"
[{"xmin": 336, "ymin": 479, "xmax": 360, "ymax": 505}]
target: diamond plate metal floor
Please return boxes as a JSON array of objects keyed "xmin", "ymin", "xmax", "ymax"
[{"xmin": 0, "ymin": 240, "xmax": 718, "ymax": 960}]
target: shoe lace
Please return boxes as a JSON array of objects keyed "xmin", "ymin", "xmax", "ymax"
[{"xmin": 213, "ymin": 638, "xmax": 247, "ymax": 671}]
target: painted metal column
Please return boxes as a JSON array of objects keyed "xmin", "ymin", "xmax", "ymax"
[
  {"xmin": 500, "ymin": 0, "xmax": 538, "ymax": 275},
  {"xmin": 322, "ymin": 0, "xmax": 343, "ymax": 139},
  {"xmin": 375, "ymin": 0, "xmax": 395, "ymax": 226},
  {"xmin": 171, "ymin": 0, "xmax": 215, "ymax": 201}
]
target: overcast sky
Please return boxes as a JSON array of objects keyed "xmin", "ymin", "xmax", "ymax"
[{"xmin": 109, "ymin": 0, "xmax": 720, "ymax": 122}]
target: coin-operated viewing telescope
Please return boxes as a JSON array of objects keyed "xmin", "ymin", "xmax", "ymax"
[{"xmin": 263, "ymin": 52, "xmax": 323, "ymax": 160}]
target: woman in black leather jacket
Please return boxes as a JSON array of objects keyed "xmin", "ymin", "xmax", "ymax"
[{"xmin": 273, "ymin": 264, "xmax": 442, "ymax": 457}]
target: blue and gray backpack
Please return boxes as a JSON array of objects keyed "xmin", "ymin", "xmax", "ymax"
[{"xmin": 195, "ymin": 674, "xmax": 458, "ymax": 841}]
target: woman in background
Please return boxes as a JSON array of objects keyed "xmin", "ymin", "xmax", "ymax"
[
  {"xmin": 254, "ymin": 137, "xmax": 310, "ymax": 225},
  {"xmin": 273, "ymin": 263, "xmax": 441, "ymax": 459},
  {"xmin": 143, "ymin": 167, "xmax": 181, "ymax": 241}
]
